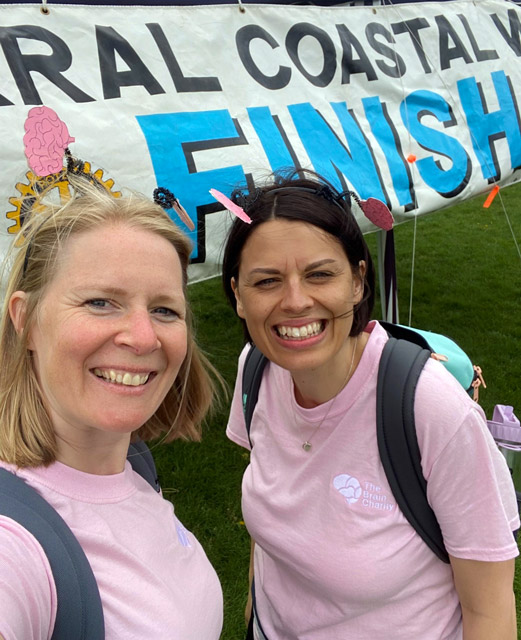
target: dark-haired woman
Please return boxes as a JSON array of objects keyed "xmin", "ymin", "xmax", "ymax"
[{"xmin": 221, "ymin": 171, "xmax": 518, "ymax": 640}]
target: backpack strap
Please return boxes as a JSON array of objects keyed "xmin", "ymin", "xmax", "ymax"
[
  {"xmin": 242, "ymin": 344, "xmax": 269, "ymax": 447},
  {"xmin": 376, "ymin": 337, "xmax": 449, "ymax": 563},
  {"xmin": 0, "ymin": 468, "xmax": 105, "ymax": 639},
  {"xmin": 127, "ymin": 440, "xmax": 160, "ymax": 492}
]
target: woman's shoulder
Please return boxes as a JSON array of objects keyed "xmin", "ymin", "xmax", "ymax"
[{"xmin": 0, "ymin": 513, "xmax": 56, "ymax": 638}]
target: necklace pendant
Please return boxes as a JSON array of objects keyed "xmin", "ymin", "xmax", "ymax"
[{"xmin": 302, "ymin": 441, "xmax": 312, "ymax": 452}]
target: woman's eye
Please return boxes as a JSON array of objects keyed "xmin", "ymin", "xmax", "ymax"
[
  {"xmin": 308, "ymin": 271, "xmax": 332, "ymax": 280},
  {"xmin": 86, "ymin": 299, "xmax": 111, "ymax": 309},
  {"xmin": 152, "ymin": 307, "xmax": 179, "ymax": 319},
  {"xmin": 254, "ymin": 278, "xmax": 278, "ymax": 288}
]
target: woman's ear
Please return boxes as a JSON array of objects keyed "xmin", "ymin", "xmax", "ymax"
[
  {"xmin": 9, "ymin": 291, "xmax": 28, "ymax": 336},
  {"xmin": 231, "ymin": 277, "xmax": 245, "ymax": 319},
  {"xmin": 354, "ymin": 260, "xmax": 366, "ymax": 301}
]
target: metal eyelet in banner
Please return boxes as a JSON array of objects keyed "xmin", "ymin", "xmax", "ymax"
[{"xmin": 40, "ymin": 0, "xmax": 50, "ymax": 15}]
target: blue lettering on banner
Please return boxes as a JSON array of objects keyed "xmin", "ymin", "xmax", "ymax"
[
  {"xmin": 247, "ymin": 106, "xmax": 298, "ymax": 171},
  {"xmin": 289, "ymin": 102, "xmax": 388, "ymax": 202},
  {"xmin": 137, "ymin": 109, "xmax": 246, "ymax": 262},
  {"xmin": 457, "ymin": 70, "xmax": 521, "ymax": 182},
  {"xmin": 362, "ymin": 96, "xmax": 416, "ymax": 210},
  {"xmin": 401, "ymin": 89, "xmax": 471, "ymax": 198},
  {"xmin": 135, "ymin": 69, "xmax": 520, "ymax": 255}
]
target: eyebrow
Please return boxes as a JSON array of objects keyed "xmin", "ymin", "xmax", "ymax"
[
  {"xmin": 71, "ymin": 286, "xmax": 184, "ymax": 303},
  {"xmin": 247, "ymin": 259, "xmax": 338, "ymax": 276}
]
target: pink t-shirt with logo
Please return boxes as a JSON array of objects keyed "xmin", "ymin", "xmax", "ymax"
[
  {"xmin": 0, "ymin": 459, "xmax": 223, "ymax": 640},
  {"xmin": 227, "ymin": 321, "xmax": 519, "ymax": 640}
]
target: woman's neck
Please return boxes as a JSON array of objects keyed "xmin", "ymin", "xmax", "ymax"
[
  {"xmin": 54, "ymin": 431, "xmax": 131, "ymax": 475},
  {"xmin": 291, "ymin": 332, "xmax": 368, "ymax": 408}
]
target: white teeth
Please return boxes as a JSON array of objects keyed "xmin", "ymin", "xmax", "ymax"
[
  {"xmin": 277, "ymin": 322, "xmax": 323, "ymax": 340},
  {"xmin": 93, "ymin": 368, "xmax": 150, "ymax": 386}
]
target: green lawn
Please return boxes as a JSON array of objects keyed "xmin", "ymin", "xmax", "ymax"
[{"xmin": 156, "ymin": 183, "xmax": 521, "ymax": 639}]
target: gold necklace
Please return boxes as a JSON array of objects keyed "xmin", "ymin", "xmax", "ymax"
[{"xmin": 301, "ymin": 335, "xmax": 359, "ymax": 452}]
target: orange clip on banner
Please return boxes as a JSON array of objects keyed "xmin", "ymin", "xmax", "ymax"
[{"xmin": 483, "ymin": 185, "xmax": 500, "ymax": 208}]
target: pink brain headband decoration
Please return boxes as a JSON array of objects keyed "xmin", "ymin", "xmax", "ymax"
[{"xmin": 23, "ymin": 106, "xmax": 75, "ymax": 176}]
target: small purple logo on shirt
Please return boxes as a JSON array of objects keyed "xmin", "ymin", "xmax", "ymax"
[
  {"xmin": 176, "ymin": 521, "xmax": 192, "ymax": 548},
  {"xmin": 333, "ymin": 474, "xmax": 362, "ymax": 504}
]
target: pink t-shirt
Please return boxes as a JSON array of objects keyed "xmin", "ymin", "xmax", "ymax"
[
  {"xmin": 0, "ymin": 459, "xmax": 223, "ymax": 640},
  {"xmin": 227, "ymin": 321, "xmax": 519, "ymax": 640}
]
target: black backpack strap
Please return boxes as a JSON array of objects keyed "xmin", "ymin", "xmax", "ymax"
[
  {"xmin": 377, "ymin": 338, "xmax": 450, "ymax": 564},
  {"xmin": 127, "ymin": 440, "xmax": 160, "ymax": 492},
  {"xmin": 0, "ymin": 468, "xmax": 105, "ymax": 639},
  {"xmin": 379, "ymin": 321, "xmax": 432, "ymax": 351},
  {"xmin": 242, "ymin": 345, "xmax": 269, "ymax": 448}
]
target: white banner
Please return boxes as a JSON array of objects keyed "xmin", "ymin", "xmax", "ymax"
[{"xmin": 1, "ymin": 0, "xmax": 521, "ymax": 281}]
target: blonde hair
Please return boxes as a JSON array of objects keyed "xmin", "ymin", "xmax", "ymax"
[{"xmin": 0, "ymin": 177, "xmax": 220, "ymax": 467}]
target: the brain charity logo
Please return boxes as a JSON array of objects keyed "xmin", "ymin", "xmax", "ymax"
[{"xmin": 333, "ymin": 473, "xmax": 362, "ymax": 505}]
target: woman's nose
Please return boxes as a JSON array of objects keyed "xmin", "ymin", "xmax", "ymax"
[
  {"xmin": 114, "ymin": 310, "xmax": 161, "ymax": 354},
  {"xmin": 280, "ymin": 280, "xmax": 313, "ymax": 314}
]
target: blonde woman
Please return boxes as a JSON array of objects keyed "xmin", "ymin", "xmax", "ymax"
[{"xmin": 0, "ymin": 178, "xmax": 223, "ymax": 639}]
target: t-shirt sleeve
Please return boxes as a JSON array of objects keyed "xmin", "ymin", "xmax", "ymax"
[
  {"xmin": 415, "ymin": 365, "xmax": 520, "ymax": 561},
  {"xmin": 226, "ymin": 344, "xmax": 253, "ymax": 451},
  {"xmin": 0, "ymin": 516, "xmax": 56, "ymax": 640}
]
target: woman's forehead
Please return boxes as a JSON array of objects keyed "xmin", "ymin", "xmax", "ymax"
[{"xmin": 239, "ymin": 219, "xmax": 346, "ymax": 268}]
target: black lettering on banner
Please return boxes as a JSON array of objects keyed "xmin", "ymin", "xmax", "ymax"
[
  {"xmin": 336, "ymin": 24, "xmax": 377, "ymax": 83},
  {"xmin": 285, "ymin": 22, "xmax": 336, "ymax": 87},
  {"xmin": 96, "ymin": 25, "xmax": 165, "ymax": 99},
  {"xmin": 146, "ymin": 23, "xmax": 222, "ymax": 93},
  {"xmin": 0, "ymin": 93, "xmax": 14, "ymax": 106},
  {"xmin": 236, "ymin": 25, "xmax": 291, "ymax": 89},
  {"xmin": 490, "ymin": 9, "xmax": 521, "ymax": 56},
  {"xmin": 457, "ymin": 15, "xmax": 498, "ymax": 61},
  {"xmin": 392, "ymin": 18, "xmax": 432, "ymax": 74},
  {"xmin": 365, "ymin": 23, "xmax": 406, "ymax": 78},
  {"xmin": 0, "ymin": 25, "xmax": 94, "ymax": 105},
  {"xmin": 184, "ymin": 119, "xmax": 249, "ymax": 264},
  {"xmin": 436, "ymin": 15, "xmax": 473, "ymax": 70}
]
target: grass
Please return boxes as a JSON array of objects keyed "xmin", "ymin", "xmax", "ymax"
[{"xmin": 155, "ymin": 183, "xmax": 521, "ymax": 639}]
